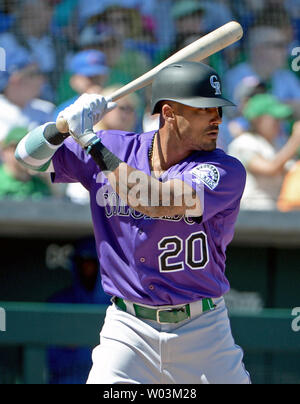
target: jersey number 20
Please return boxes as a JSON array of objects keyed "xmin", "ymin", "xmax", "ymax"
[{"xmin": 158, "ymin": 231, "xmax": 209, "ymax": 272}]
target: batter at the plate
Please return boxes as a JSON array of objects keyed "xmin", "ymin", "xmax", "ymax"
[{"xmin": 15, "ymin": 62, "xmax": 250, "ymax": 384}]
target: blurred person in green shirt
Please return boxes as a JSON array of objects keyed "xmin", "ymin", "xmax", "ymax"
[{"xmin": 0, "ymin": 127, "xmax": 51, "ymax": 200}]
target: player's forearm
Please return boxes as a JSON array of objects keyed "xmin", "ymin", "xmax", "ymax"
[
  {"xmin": 88, "ymin": 140, "xmax": 201, "ymax": 217},
  {"xmin": 15, "ymin": 123, "xmax": 69, "ymax": 172},
  {"xmin": 250, "ymin": 137, "xmax": 300, "ymax": 176},
  {"xmin": 272, "ymin": 136, "xmax": 300, "ymax": 172}
]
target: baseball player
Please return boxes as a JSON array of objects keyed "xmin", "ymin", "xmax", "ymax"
[{"xmin": 15, "ymin": 61, "xmax": 250, "ymax": 384}]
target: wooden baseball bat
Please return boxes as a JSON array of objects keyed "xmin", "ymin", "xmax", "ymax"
[{"xmin": 56, "ymin": 21, "xmax": 243, "ymax": 133}]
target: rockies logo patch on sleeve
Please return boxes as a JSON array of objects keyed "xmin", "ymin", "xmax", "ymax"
[{"xmin": 191, "ymin": 164, "xmax": 220, "ymax": 190}]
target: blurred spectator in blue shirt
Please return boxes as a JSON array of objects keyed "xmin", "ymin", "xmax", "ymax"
[
  {"xmin": 0, "ymin": 0, "xmax": 69, "ymax": 102},
  {"xmin": 77, "ymin": 0, "xmax": 156, "ymax": 27},
  {"xmin": 53, "ymin": 49, "xmax": 109, "ymax": 119},
  {"xmin": 76, "ymin": 2, "xmax": 153, "ymax": 83},
  {"xmin": 224, "ymin": 24, "xmax": 300, "ymax": 119},
  {"xmin": 77, "ymin": 0, "xmax": 168, "ymax": 54},
  {"xmin": 77, "ymin": 23, "xmax": 150, "ymax": 90},
  {"xmin": 0, "ymin": 48, "xmax": 54, "ymax": 142},
  {"xmin": 47, "ymin": 236, "xmax": 111, "ymax": 384}
]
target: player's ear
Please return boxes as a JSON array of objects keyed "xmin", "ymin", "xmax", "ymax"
[{"xmin": 161, "ymin": 103, "xmax": 175, "ymax": 122}]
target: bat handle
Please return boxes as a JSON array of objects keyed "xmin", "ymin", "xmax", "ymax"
[{"xmin": 56, "ymin": 116, "xmax": 69, "ymax": 133}]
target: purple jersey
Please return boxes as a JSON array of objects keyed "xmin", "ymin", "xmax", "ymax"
[{"xmin": 52, "ymin": 130, "xmax": 246, "ymax": 306}]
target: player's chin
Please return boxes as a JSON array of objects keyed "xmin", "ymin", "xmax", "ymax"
[
  {"xmin": 202, "ymin": 139, "xmax": 217, "ymax": 151},
  {"xmin": 200, "ymin": 132, "xmax": 218, "ymax": 150}
]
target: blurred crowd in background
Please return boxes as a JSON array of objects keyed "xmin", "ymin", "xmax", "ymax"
[
  {"xmin": 1, "ymin": 0, "xmax": 300, "ymax": 385},
  {"xmin": 1, "ymin": 0, "xmax": 300, "ymax": 211}
]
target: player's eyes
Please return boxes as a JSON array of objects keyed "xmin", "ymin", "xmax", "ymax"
[{"xmin": 198, "ymin": 108, "xmax": 217, "ymax": 113}]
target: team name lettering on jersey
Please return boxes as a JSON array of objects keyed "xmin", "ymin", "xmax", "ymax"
[
  {"xmin": 98, "ymin": 189, "xmax": 195, "ymax": 225},
  {"xmin": 95, "ymin": 172, "xmax": 197, "ymax": 224}
]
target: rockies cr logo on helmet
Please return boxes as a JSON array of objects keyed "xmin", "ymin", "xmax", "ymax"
[
  {"xmin": 150, "ymin": 61, "xmax": 235, "ymax": 114},
  {"xmin": 210, "ymin": 75, "xmax": 222, "ymax": 95}
]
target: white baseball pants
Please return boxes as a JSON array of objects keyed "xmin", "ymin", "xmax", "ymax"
[{"xmin": 87, "ymin": 297, "xmax": 251, "ymax": 384}]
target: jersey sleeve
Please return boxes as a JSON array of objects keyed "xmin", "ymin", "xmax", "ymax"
[
  {"xmin": 51, "ymin": 136, "xmax": 97, "ymax": 190},
  {"xmin": 167, "ymin": 154, "xmax": 246, "ymax": 222}
]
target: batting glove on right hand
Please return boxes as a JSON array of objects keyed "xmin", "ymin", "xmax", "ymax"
[{"xmin": 58, "ymin": 93, "xmax": 117, "ymax": 149}]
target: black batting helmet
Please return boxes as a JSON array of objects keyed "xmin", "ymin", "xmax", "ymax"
[{"xmin": 151, "ymin": 61, "xmax": 234, "ymax": 115}]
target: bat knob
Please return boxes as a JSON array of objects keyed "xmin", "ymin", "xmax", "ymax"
[{"xmin": 56, "ymin": 117, "xmax": 69, "ymax": 133}]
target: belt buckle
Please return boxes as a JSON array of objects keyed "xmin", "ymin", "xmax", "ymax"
[
  {"xmin": 156, "ymin": 308, "xmax": 168, "ymax": 324},
  {"xmin": 156, "ymin": 306, "xmax": 188, "ymax": 324}
]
